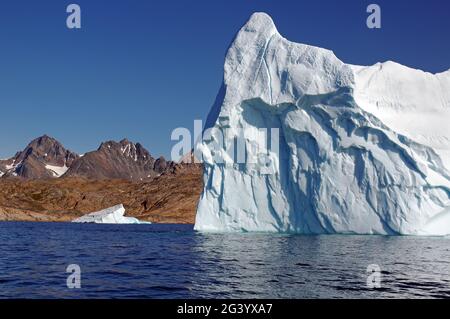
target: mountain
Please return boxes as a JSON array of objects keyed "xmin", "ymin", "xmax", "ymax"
[
  {"xmin": 0, "ymin": 136, "xmax": 178, "ymax": 181},
  {"xmin": 63, "ymin": 139, "xmax": 175, "ymax": 181},
  {"xmin": 194, "ymin": 13, "xmax": 450, "ymax": 235},
  {"xmin": 0, "ymin": 135, "xmax": 78, "ymax": 179}
]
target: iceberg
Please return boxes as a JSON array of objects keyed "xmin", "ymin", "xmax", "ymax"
[
  {"xmin": 72, "ymin": 204, "xmax": 149, "ymax": 224},
  {"xmin": 194, "ymin": 12, "xmax": 450, "ymax": 235}
]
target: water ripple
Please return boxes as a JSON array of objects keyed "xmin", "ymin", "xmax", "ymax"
[{"xmin": 1, "ymin": 222, "xmax": 450, "ymax": 298}]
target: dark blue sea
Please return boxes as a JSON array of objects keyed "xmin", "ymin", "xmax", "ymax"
[{"xmin": 1, "ymin": 222, "xmax": 450, "ymax": 299}]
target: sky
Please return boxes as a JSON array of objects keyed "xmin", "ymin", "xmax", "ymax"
[{"xmin": 0, "ymin": 0, "xmax": 449, "ymax": 159}]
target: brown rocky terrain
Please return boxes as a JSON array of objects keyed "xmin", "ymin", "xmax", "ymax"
[
  {"xmin": 0, "ymin": 135, "xmax": 202, "ymax": 223},
  {"xmin": 0, "ymin": 165, "xmax": 202, "ymax": 223}
]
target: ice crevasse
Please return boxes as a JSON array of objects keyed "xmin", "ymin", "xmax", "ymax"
[{"xmin": 194, "ymin": 12, "xmax": 450, "ymax": 235}]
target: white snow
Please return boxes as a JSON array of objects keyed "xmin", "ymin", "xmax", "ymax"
[
  {"xmin": 5, "ymin": 162, "xmax": 15, "ymax": 170},
  {"xmin": 351, "ymin": 62, "xmax": 450, "ymax": 170},
  {"xmin": 194, "ymin": 12, "xmax": 450, "ymax": 236},
  {"xmin": 45, "ymin": 164, "xmax": 69, "ymax": 177},
  {"xmin": 3, "ymin": 160, "xmax": 22, "ymax": 175},
  {"xmin": 72, "ymin": 204, "xmax": 150, "ymax": 224},
  {"xmin": 120, "ymin": 143, "xmax": 139, "ymax": 161}
]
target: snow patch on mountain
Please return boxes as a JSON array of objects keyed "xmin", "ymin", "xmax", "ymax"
[{"xmin": 45, "ymin": 164, "xmax": 69, "ymax": 177}]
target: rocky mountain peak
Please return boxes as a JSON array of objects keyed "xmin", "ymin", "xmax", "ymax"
[
  {"xmin": 64, "ymin": 139, "xmax": 174, "ymax": 181},
  {"xmin": 97, "ymin": 139, "xmax": 153, "ymax": 164},
  {"xmin": 18, "ymin": 135, "xmax": 78, "ymax": 167},
  {"xmin": 0, "ymin": 135, "xmax": 79, "ymax": 179}
]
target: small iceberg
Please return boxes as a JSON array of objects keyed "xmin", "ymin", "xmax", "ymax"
[{"xmin": 72, "ymin": 204, "xmax": 150, "ymax": 224}]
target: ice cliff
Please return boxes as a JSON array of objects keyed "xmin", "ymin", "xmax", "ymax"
[{"xmin": 194, "ymin": 12, "xmax": 450, "ymax": 235}]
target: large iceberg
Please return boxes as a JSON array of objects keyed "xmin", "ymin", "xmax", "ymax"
[
  {"xmin": 194, "ymin": 12, "xmax": 450, "ymax": 235},
  {"xmin": 72, "ymin": 204, "xmax": 149, "ymax": 224}
]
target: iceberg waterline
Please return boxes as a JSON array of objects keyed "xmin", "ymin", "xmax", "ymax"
[{"xmin": 194, "ymin": 12, "xmax": 450, "ymax": 235}]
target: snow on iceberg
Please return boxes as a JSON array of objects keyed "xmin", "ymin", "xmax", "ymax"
[
  {"xmin": 72, "ymin": 204, "xmax": 150, "ymax": 224},
  {"xmin": 194, "ymin": 12, "xmax": 450, "ymax": 235}
]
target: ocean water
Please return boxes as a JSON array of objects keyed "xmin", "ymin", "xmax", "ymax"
[{"xmin": 1, "ymin": 222, "xmax": 450, "ymax": 299}]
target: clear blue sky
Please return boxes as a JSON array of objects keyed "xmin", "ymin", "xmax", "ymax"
[{"xmin": 0, "ymin": 0, "xmax": 449, "ymax": 159}]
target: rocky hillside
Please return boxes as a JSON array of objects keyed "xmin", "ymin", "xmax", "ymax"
[
  {"xmin": 0, "ymin": 135, "xmax": 203, "ymax": 223},
  {"xmin": 0, "ymin": 166, "xmax": 202, "ymax": 223}
]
